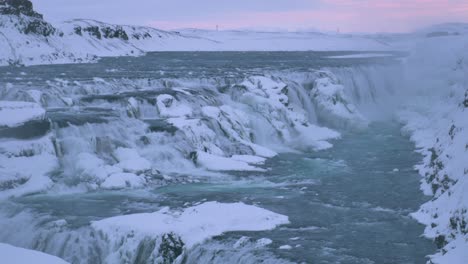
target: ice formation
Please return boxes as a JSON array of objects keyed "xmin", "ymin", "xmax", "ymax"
[{"xmin": 92, "ymin": 202, "xmax": 289, "ymax": 263}]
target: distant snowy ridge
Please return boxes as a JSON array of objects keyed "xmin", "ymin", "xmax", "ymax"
[
  {"xmin": 0, "ymin": 0, "xmax": 215, "ymax": 66},
  {"xmin": 58, "ymin": 19, "xmax": 216, "ymax": 57},
  {"xmin": 177, "ymin": 28, "xmax": 395, "ymax": 52},
  {"xmin": 0, "ymin": 0, "xmax": 400, "ymax": 67},
  {"xmin": 416, "ymin": 23, "xmax": 468, "ymax": 37}
]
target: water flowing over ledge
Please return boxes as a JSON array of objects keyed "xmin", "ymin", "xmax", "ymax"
[
  {"xmin": 0, "ymin": 32, "xmax": 467, "ymax": 263},
  {"xmin": 0, "ymin": 61, "xmax": 401, "ymax": 198}
]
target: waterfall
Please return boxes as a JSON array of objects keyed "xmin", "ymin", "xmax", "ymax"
[
  {"xmin": 0, "ymin": 60, "xmax": 415, "ymax": 263},
  {"xmin": 329, "ymin": 64, "xmax": 404, "ymax": 121}
]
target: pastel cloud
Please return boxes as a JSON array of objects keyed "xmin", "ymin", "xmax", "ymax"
[
  {"xmin": 32, "ymin": 0, "xmax": 468, "ymax": 33},
  {"xmin": 318, "ymin": 0, "xmax": 468, "ymax": 31},
  {"xmin": 148, "ymin": 0, "xmax": 468, "ymax": 32}
]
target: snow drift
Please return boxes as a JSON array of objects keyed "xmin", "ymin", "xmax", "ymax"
[{"xmin": 92, "ymin": 202, "xmax": 289, "ymax": 263}]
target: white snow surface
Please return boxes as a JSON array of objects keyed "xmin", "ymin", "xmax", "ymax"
[
  {"xmin": 196, "ymin": 152, "xmax": 265, "ymax": 172},
  {"xmin": 92, "ymin": 201, "xmax": 289, "ymax": 262},
  {"xmin": 0, "ymin": 4, "xmax": 404, "ymax": 67},
  {"xmin": 0, "ymin": 136, "xmax": 58, "ymax": 199},
  {"xmin": 396, "ymin": 29, "xmax": 468, "ymax": 264},
  {"xmin": 326, "ymin": 53, "xmax": 393, "ymax": 59},
  {"xmin": 0, "ymin": 101, "xmax": 45, "ymax": 127},
  {"xmin": 114, "ymin": 147, "xmax": 151, "ymax": 173},
  {"xmin": 231, "ymin": 155, "xmax": 266, "ymax": 165},
  {"xmin": 178, "ymin": 29, "xmax": 397, "ymax": 52},
  {"xmin": 0, "ymin": 243, "xmax": 69, "ymax": 264},
  {"xmin": 100, "ymin": 172, "xmax": 145, "ymax": 190},
  {"xmin": 0, "ymin": 13, "xmax": 214, "ymax": 66}
]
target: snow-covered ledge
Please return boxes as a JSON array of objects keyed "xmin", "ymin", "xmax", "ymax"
[
  {"xmin": 0, "ymin": 243, "xmax": 69, "ymax": 264},
  {"xmin": 92, "ymin": 202, "xmax": 289, "ymax": 263}
]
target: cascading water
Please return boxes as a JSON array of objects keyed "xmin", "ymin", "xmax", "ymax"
[{"xmin": 0, "ymin": 52, "xmax": 435, "ymax": 264}]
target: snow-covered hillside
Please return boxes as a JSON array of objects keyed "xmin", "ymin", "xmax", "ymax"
[
  {"xmin": 177, "ymin": 28, "xmax": 394, "ymax": 51},
  {"xmin": 0, "ymin": 0, "xmax": 215, "ymax": 66},
  {"xmin": 397, "ymin": 29, "xmax": 468, "ymax": 264},
  {"xmin": 0, "ymin": 0, "xmax": 403, "ymax": 67},
  {"xmin": 0, "ymin": 0, "xmax": 92, "ymax": 65}
]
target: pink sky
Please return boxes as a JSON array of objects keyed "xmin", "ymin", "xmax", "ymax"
[
  {"xmin": 148, "ymin": 0, "xmax": 468, "ymax": 32},
  {"xmin": 33, "ymin": 0, "xmax": 468, "ymax": 33}
]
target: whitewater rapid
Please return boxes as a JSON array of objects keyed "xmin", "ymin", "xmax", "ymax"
[{"xmin": 1, "ymin": 48, "xmax": 466, "ymax": 263}]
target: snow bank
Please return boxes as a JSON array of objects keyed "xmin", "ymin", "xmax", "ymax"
[
  {"xmin": 0, "ymin": 243, "xmax": 69, "ymax": 264},
  {"xmin": 101, "ymin": 172, "xmax": 145, "ymax": 189},
  {"xmin": 326, "ymin": 53, "xmax": 392, "ymax": 59},
  {"xmin": 93, "ymin": 201, "xmax": 289, "ymax": 248},
  {"xmin": 397, "ymin": 30, "xmax": 468, "ymax": 264},
  {"xmin": 92, "ymin": 202, "xmax": 289, "ymax": 263},
  {"xmin": 231, "ymin": 155, "xmax": 266, "ymax": 165},
  {"xmin": 114, "ymin": 147, "xmax": 151, "ymax": 173},
  {"xmin": 0, "ymin": 101, "xmax": 45, "ymax": 127},
  {"xmin": 195, "ymin": 152, "xmax": 265, "ymax": 172},
  {"xmin": 0, "ymin": 136, "xmax": 58, "ymax": 199},
  {"xmin": 431, "ymin": 237, "xmax": 468, "ymax": 264}
]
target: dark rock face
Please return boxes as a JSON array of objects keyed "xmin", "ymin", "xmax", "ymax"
[
  {"xmin": 463, "ymin": 91, "xmax": 468, "ymax": 108},
  {"xmin": 23, "ymin": 19, "xmax": 56, "ymax": 36},
  {"xmin": 0, "ymin": 0, "xmax": 57, "ymax": 36},
  {"xmin": 132, "ymin": 31, "xmax": 152, "ymax": 40},
  {"xmin": 76, "ymin": 24, "xmax": 131, "ymax": 41},
  {"xmin": 102, "ymin": 26, "xmax": 129, "ymax": 40},
  {"xmin": 0, "ymin": 0, "xmax": 43, "ymax": 18},
  {"xmin": 159, "ymin": 233, "xmax": 185, "ymax": 263},
  {"xmin": 83, "ymin": 26, "xmax": 102, "ymax": 39}
]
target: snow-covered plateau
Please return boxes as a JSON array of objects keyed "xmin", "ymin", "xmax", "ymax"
[
  {"xmin": 0, "ymin": 0, "xmax": 405, "ymax": 67},
  {"xmin": 1, "ymin": 0, "xmax": 468, "ymax": 263}
]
